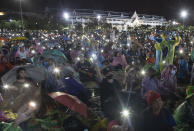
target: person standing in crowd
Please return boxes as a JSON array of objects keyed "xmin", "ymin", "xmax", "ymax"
[
  {"xmin": 138, "ymin": 91, "xmax": 176, "ymax": 131},
  {"xmin": 111, "ymin": 51, "xmax": 128, "ymax": 69},
  {"xmin": 191, "ymin": 63, "xmax": 194, "ymax": 84},
  {"xmin": 95, "ymin": 61, "xmax": 122, "ymax": 118},
  {"xmin": 141, "ymin": 67, "xmax": 164, "ymax": 97},
  {"xmin": 161, "ymin": 65, "xmax": 177, "ymax": 93},
  {"xmin": 177, "ymin": 56, "xmax": 189, "ymax": 84},
  {"xmin": 0, "ymin": 56, "xmax": 13, "ymax": 77},
  {"xmin": 174, "ymin": 86, "xmax": 194, "ymax": 131},
  {"xmin": 15, "ymin": 44, "xmax": 29, "ymax": 60}
]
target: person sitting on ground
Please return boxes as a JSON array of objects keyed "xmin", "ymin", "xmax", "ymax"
[
  {"xmin": 1, "ymin": 68, "xmax": 41, "ymax": 127},
  {"xmin": 174, "ymin": 86, "xmax": 194, "ymax": 131},
  {"xmin": 138, "ymin": 91, "xmax": 176, "ymax": 131}
]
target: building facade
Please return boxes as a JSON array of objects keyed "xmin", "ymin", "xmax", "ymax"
[{"xmin": 57, "ymin": 9, "xmax": 168, "ymax": 30}]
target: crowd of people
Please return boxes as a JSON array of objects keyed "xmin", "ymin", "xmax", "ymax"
[{"xmin": 0, "ymin": 25, "xmax": 193, "ymax": 131}]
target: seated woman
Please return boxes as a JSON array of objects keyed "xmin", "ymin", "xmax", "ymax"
[{"xmin": 1, "ymin": 67, "xmax": 41, "ymax": 126}]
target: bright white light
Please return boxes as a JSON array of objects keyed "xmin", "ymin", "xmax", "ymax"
[
  {"xmin": 127, "ymin": 43, "xmax": 130, "ymax": 47},
  {"xmin": 53, "ymin": 67, "xmax": 60, "ymax": 74},
  {"xmin": 3, "ymin": 84, "xmax": 9, "ymax": 89},
  {"xmin": 24, "ymin": 83, "xmax": 30, "ymax": 88},
  {"xmin": 97, "ymin": 15, "xmax": 101, "ymax": 20},
  {"xmin": 42, "ymin": 46, "xmax": 46, "ymax": 50},
  {"xmin": 29, "ymin": 101, "xmax": 36, "ymax": 108},
  {"xmin": 179, "ymin": 49, "xmax": 184, "ymax": 54},
  {"xmin": 121, "ymin": 109, "xmax": 130, "ymax": 117},
  {"xmin": 141, "ymin": 70, "xmax": 146, "ymax": 75},
  {"xmin": 31, "ymin": 50, "xmax": 36, "ymax": 54},
  {"xmin": 92, "ymin": 90, "xmax": 95, "ymax": 97},
  {"xmin": 101, "ymin": 50, "xmax": 104, "ymax": 53},
  {"xmin": 162, "ymin": 61, "xmax": 166, "ymax": 64},
  {"xmin": 63, "ymin": 12, "xmax": 69, "ymax": 20},
  {"xmin": 172, "ymin": 21, "xmax": 177, "ymax": 25},
  {"xmin": 77, "ymin": 57, "xmax": 80, "ymax": 61},
  {"xmin": 92, "ymin": 53, "xmax": 97, "ymax": 59},
  {"xmin": 181, "ymin": 10, "xmax": 188, "ymax": 18},
  {"xmin": 81, "ymin": 47, "xmax": 84, "ymax": 51},
  {"xmin": 37, "ymin": 43, "xmax": 40, "ymax": 45}
]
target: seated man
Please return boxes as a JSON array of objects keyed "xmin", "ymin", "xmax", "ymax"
[{"xmin": 138, "ymin": 91, "xmax": 176, "ymax": 131}]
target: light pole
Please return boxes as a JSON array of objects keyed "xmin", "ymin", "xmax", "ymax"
[
  {"xmin": 19, "ymin": 0, "xmax": 24, "ymax": 30},
  {"xmin": 97, "ymin": 15, "xmax": 101, "ymax": 21},
  {"xmin": 180, "ymin": 10, "xmax": 188, "ymax": 26},
  {"xmin": 63, "ymin": 12, "xmax": 72, "ymax": 28}
]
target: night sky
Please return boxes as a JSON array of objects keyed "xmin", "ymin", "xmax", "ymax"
[{"xmin": 1, "ymin": 0, "xmax": 194, "ymax": 24}]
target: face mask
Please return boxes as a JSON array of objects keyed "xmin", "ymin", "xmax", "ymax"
[
  {"xmin": 171, "ymin": 70, "xmax": 176, "ymax": 76},
  {"xmin": 106, "ymin": 74, "xmax": 113, "ymax": 79}
]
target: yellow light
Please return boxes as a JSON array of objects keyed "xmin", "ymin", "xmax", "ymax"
[
  {"xmin": 53, "ymin": 67, "xmax": 60, "ymax": 73},
  {"xmin": 29, "ymin": 101, "xmax": 36, "ymax": 108},
  {"xmin": 0, "ymin": 12, "xmax": 5, "ymax": 16},
  {"xmin": 141, "ymin": 70, "xmax": 146, "ymax": 75}
]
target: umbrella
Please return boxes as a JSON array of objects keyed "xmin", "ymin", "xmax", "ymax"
[
  {"xmin": 0, "ymin": 122, "xmax": 22, "ymax": 131},
  {"xmin": 1, "ymin": 64, "xmax": 46, "ymax": 85},
  {"xmin": 42, "ymin": 49, "xmax": 67, "ymax": 63},
  {"xmin": 0, "ymin": 37, "xmax": 8, "ymax": 42},
  {"xmin": 11, "ymin": 37, "xmax": 28, "ymax": 41},
  {"xmin": 49, "ymin": 92, "xmax": 88, "ymax": 118}
]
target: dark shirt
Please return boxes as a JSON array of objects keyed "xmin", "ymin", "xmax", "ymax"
[
  {"xmin": 100, "ymin": 79, "xmax": 122, "ymax": 119},
  {"xmin": 139, "ymin": 108, "xmax": 176, "ymax": 131}
]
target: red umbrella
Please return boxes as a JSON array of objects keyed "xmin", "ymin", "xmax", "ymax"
[
  {"xmin": 48, "ymin": 92, "xmax": 88, "ymax": 118},
  {"xmin": 0, "ymin": 37, "xmax": 8, "ymax": 42}
]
